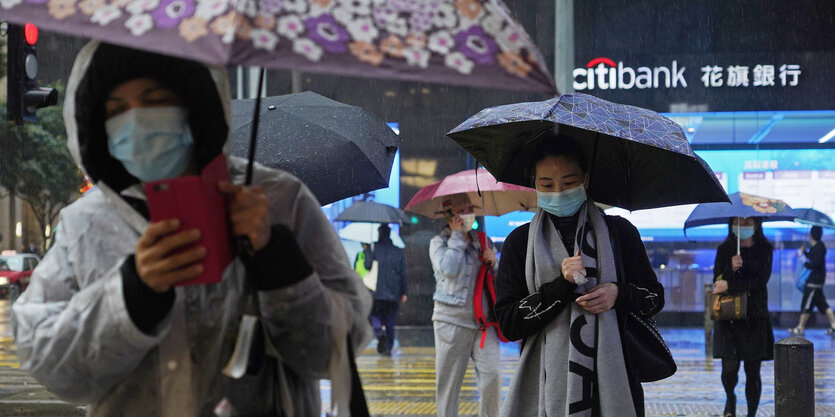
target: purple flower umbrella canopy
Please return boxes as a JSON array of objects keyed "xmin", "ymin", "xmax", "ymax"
[{"xmin": 2, "ymin": 0, "xmax": 556, "ymax": 94}]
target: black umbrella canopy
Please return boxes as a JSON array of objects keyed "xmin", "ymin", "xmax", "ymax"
[
  {"xmin": 231, "ymin": 92, "xmax": 400, "ymax": 205},
  {"xmin": 335, "ymin": 201, "xmax": 410, "ymax": 225}
]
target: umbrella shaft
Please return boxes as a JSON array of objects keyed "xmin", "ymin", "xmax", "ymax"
[{"xmin": 245, "ymin": 68, "xmax": 266, "ymax": 186}]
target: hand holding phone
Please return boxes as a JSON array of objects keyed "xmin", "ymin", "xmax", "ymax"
[
  {"xmin": 134, "ymin": 219, "xmax": 206, "ymax": 292},
  {"xmin": 143, "ymin": 155, "xmax": 234, "ymax": 287}
]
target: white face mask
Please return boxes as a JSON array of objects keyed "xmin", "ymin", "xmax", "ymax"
[
  {"xmin": 105, "ymin": 106, "xmax": 194, "ymax": 182},
  {"xmin": 459, "ymin": 213, "xmax": 476, "ymax": 232}
]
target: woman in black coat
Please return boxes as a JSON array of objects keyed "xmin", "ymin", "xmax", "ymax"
[{"xmin": 711, "ymin": 217, "xmax": 774, "ymax": 417}]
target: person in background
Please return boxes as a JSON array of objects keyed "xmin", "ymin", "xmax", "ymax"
[
  {"xmin": 430, "ymin": 194, "xmax": 500, "ymax": 417},
  {"xmin": 494, "ymin": 135, "xmax": 663, "ymax": 417},
  {"xmin": 366, "ymin": 224, "xmax": 407, "ymax": 356},
  {"xmin": 354, "ymin": 242, "xmax": 372, "ymax": 278},
  {"xmin": 12, "ymin": 41, "xmax": 371, "ymax": 416},
  {"xmin": 712, "ymin": 217, "xmax": 774, "ymax": 417},
  {"xmin": 790, "ymin": 225, "xmax": 835, "ymax": 335}
]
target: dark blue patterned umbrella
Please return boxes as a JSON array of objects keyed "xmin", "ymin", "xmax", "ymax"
[
  {"xmin": 447, "ymin": 93, "xmax": 729, "ymax": 210},
  {"xmin": 793, "ymin": 208, "xmax": 835, "ymax": 228},
  {"xmin": 684, "ymin": 192, "xmax": 799, "ymax": 230}
]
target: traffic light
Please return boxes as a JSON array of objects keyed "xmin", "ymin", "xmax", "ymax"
[{"xmin": 6, "ymin": 22, "xmax": 57, "ymax": 124}]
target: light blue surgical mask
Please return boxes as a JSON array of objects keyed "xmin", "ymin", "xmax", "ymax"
[
  {"xmin": 735, "ymin": 225, "xmax": 755, "ymax": 240},
  {"xmin": 537, "ymin": 185, "xmax": 587, "ymax": 217},
  {"xmin": 105, "ymin": 106, "xmax": 194, "ymax": 182}
]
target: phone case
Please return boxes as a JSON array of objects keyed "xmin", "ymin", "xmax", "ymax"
[{"xmin": 143, "ymin": 155, "xmax": 234, "ymax": 286}]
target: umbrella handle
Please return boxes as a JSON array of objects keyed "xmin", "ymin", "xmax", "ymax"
[{"xmin": 236, "ymin": 235, "xmax": 256, "ymax": 258}]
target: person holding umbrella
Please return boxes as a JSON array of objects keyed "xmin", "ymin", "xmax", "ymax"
[
  {"xmin": 711, "ymin": 217, "xmax": 774, "ymax": 417},
  {"xmin": 790, "ymin": 225, "xmax": 835, "ymax": 335},
  {"xmin": 492, "ymin": 135, "xmax": 664, "ymax": 417},
  {"xmin": 363, "ymin": 224, "xmax": 408, "ymax": 356},
  {"xmin": 12, "ymin": 42, "xmax": 371, "ymax": 416},
  {"xmin": 429, "ymin": 193, "xmax": 501, "ymax": 417}
]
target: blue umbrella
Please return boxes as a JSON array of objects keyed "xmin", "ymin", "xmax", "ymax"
[
  {"xmin": 684, "ymin": 192, "xmax": 801, "ymax": 252},
  {"xmin": 684, "ymin": 192, "xmax": 800, "ymax": 230},
  {"xmin": 793, "ymin": 208, "xmax": 835, "ymax": 228},
  {"xmin": 447, "ymin": 93, "xmax": 728, "ymax": 210}
]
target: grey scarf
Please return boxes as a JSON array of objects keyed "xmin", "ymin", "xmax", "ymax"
[{"xmin": 500, "ymin": 202, "xmax": 636, "ymax": 417}]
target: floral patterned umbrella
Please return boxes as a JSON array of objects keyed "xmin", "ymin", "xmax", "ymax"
[
  {"xmin": 1, "ymin": 0, "xmax": 556, "ymax": 93},
  {"xmin": 684, "ymin": 192, "xmax": 800, "ymax": 229}
]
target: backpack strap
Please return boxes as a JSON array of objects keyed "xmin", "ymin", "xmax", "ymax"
[{"xmin": 473, "ymin": 232, "xmax": 509, "ymax": 348}]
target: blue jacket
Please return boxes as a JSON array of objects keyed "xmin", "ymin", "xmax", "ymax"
[{"xmin": 365, "ymin": 238, "xmax": 407, "ymax": 301}]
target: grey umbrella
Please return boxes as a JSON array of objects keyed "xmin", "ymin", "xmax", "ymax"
[
  {"xmin": 231, "ymin": 92, "xmax": 400, "ymax": 205},
  {"xmin": 335, "ymin": 201, "xmax": 410, "ymax": 225}
]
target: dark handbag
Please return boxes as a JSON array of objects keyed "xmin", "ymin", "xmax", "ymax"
[
  {"xmin": 621, "ymin": 311, "xmax": 676, "ymax": 382},
  {"xmin": 608, "ymin": 218, "xmax": 676, "ymax": 383},
  {"xmin": 711, "ymin": 274, "xmax": 748, "ymax": 320}
]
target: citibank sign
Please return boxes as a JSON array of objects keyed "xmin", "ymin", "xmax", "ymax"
[{"xmin": 573, "ymin": 57, "xmax": 687, "ymax": 90}]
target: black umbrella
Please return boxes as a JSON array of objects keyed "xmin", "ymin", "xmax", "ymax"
[
  {"xmin": 231, "ymin": 92, "xmax": 401, "ymax": 205},
  {"xmin": 447, "ymin": 93, "xmax": 729, "ymax": 211},
  {"xmin": 335, "ymin": 201, "xmax": 410, "ymax": 225}
]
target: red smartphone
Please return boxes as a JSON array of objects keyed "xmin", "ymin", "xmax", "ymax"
[{"xmin": 143, "ymin": 155, "xmax": 234, "ymax": 286}]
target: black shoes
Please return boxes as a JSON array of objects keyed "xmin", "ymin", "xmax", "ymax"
[
  {"xmin": 376, "ymin": 333, "xmax": 390, "ymax": 356},
  {"xmin": 724, "ymin": 394, "xmax": 735, "ymax": 417}
]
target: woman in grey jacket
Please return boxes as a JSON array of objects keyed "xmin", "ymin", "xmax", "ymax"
[
  {"xmin": 430, "ymin": 194, "xmax": 500, "ymax": 417},
  {"xmin": 12, "ymin": 42, "xmax": 371, "ymax": 416}
]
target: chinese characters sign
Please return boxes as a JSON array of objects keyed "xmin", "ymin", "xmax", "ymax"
[{"xmin": 700, "ymin": 64, "xmax": 800, "ymax": 88}]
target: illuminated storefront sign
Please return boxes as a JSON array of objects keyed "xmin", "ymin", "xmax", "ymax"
[{"xmin": 573, "ymin": 57, "xmax": 801, "ymax": 91}]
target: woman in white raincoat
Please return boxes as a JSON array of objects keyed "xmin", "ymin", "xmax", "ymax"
[{"xmin": 12, "ymin": 42, "xmax": 372, "ymax": 416}]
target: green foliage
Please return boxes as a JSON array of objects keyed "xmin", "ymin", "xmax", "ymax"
[{"xmin": 0, "ymin": 82, "xmax": 83, "ymax": 251}]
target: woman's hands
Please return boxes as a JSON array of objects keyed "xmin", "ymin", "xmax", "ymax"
[
  {"xmin": 561, "ymin": 250, "xmax": 586, "ymax": 284},
  {"xmin": 731, "ymin": 254, "xmax": 743, "ymax": 272},
  {"xmin": 576, "ymin": 283, "xmax": 618, "ymax": 314},
  {"xmin": 448, "ymin": 215, "xmax": 464, "ymax": 232},
  {"xmin": 712, "ymin": 280, "xmax": 729, "ymax": 294},
  {"xmin": 135, "ymin": 219, "xmax": 205, "ymax": 293},
  {"xmin": 481, "ymin": 247, "xmax": 498, "ymax": 266},
  {"xmin": 218, "ymin": 181, "xmax": 271, "ymax": 252}
]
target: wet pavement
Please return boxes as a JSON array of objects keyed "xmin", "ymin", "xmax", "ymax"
[
  {"xmin": 0, "ymin": 299, "xmax": 832, "ymax": 416},
  {"xmin": 336, "ymin": 326, "xmax": 835, "ymax": 416}
]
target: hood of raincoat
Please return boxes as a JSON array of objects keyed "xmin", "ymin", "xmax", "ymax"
[{"xmin": 64, "ymin": 41, "xmax": 231, "ymax": 192}]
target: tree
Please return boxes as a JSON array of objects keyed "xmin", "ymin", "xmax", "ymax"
[{"xmin": 0, "ymin": 83, "xmax": 84, "ymax": 252}]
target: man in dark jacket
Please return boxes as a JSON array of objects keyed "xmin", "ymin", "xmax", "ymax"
[
  {"xmin": 791, "ymin": 226, "xmax": 835, "ymax": 335},
  {"xmin": 366, "ymin": 224, "xmax": 408, "ymax": 355}
]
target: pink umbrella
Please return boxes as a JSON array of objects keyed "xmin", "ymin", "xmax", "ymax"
[{"xmin": 404, "ymin": 168, "xmax": 536, "ymax": 218}]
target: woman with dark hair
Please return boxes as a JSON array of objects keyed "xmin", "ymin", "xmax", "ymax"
[
  {"xmin": 495, "ymin": 133, "xmax": 664, "ymax": 417},
  {"xmin": 790, "ymin": 225, "xmax": 835, "ymax": 335},
  {"xmin": 711, "ymin": 217, "xmax": 774, "ymax": 417}
]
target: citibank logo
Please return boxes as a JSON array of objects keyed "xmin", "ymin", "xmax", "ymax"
[{"xmin": 573, "ymin": 57, "xmax": 687, "ymax": 90}]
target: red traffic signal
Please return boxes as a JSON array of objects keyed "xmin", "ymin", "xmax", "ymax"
[
  {"xmin": 6, "ymin": 22, "xmax": 54, "ymax": 124},
  {"xmin": 24, "ymin": 23, "xmax": 37, "ymax": 46}
]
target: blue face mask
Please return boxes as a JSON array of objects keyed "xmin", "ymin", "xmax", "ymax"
[
  {"xmin": 106, "ymin": 106, "xmax": 194, "ymax": 182},
  {"xmin": 735, "ymin": 225, "xmax": 755, "ymax": 240},
  {"xmin": 537, "ymin": 185, "xmax": 587, "ymax": 217}
]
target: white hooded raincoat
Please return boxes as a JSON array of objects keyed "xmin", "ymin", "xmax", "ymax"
[{"xmin": 12, "ymin": 41, "xmax": 372, "ymax": 417}]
